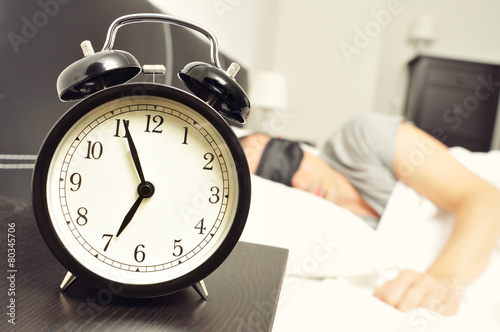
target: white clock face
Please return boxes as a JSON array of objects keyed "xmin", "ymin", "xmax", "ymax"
[{"xmin": 43, "ymin": 93, "xmax": 243, "ymax": 287}]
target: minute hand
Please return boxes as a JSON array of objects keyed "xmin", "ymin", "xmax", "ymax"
[{"xmin": 124, "ymin": 123, "xmax": 146, "ymax": 183}]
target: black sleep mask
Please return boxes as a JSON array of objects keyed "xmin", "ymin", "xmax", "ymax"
[{"xmin": 255, "ymin": 138, "xmax": 304, "ymax": 186}]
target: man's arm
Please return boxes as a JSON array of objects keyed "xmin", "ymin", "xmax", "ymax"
[{"xmin": 374, "ymin": 122, "xmax": 500, "ymax": 315}]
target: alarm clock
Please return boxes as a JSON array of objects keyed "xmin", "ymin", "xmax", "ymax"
[{"xmin": 32, "ymin": 13, "xmax": 251, "ymax": 299}]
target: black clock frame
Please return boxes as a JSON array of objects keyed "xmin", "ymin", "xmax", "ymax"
[{"xmin": 32, "ymin": 83, "xmax": 251, "ymax": 298}]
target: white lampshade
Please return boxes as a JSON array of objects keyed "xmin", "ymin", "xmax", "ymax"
[
  {"xmin": 245, "ymin": 71, "xmax": 288, "ymax": 131},
  {"xmin": 249, "ymin": 71, "xmax": 288, "ymax": 111},
  {"xmin": 409, "ymin": 13, "xmax": 436, "ymax": 52}
]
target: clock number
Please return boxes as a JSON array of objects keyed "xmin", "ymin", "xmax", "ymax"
[
  {"xmin": 69, "ymin": 173, "xmax": 82, "ymax": 191},
  {"xmin": 182, "ymin": 127, "xmax": 188, "ymax": 145},
  {"xmin": 209, "ymin": 186, "xmax": 220, "ymax": 204},
  {"xmin": 76, "ymin": 207, "xmax": 88, "ymax": 226},
  {"xmin": 145, "ymin": 115, "xmax": 164, "ymax": 133},
  {"xmin": 195, "ymin": 218, "xmax": 206, "ymax": 235},
  {"xmin": 173, "ymin": 239, "xmax": 183, "ymax": 257},
  {"xmin": 203, "ymin": 153, "xmax": 214, "ymax": 170},
  {"xmin": 114, "ymin": 119, "xmax": 130, "ymax": 138},
  {"xmin": 134, "ymin": 244, "xmax": 146, "ymax": 263},
  {"xmin": 102, "ymin": 234, "xmax": 113, "ymax": 252},
  {"xmin": 85, "ymin": 141, "xmax": 103, "ymax": 160}
]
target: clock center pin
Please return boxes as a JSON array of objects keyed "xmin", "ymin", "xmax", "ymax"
[{"xmin": 138, "ymin": 181, "xmax": 155, "ymax": 198}]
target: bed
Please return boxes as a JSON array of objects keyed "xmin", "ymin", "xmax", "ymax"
[{"xmin": 240, "ymin": 146, "xmax": 500, "ymax": 331}]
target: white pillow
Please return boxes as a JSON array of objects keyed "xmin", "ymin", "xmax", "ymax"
[{"xmin": 241, "ymin": 175, "xmax": 394, "ymax": 277}]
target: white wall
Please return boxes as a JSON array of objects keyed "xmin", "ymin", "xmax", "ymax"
[
  {"xmin": 150, "ymin": 0, "xmax": 389, "ymax": 145},
  {"xmin": 148, "ymin": 0, "xmax": 280, "ymax": 72},
  {"xmin": 149, "ymin": 0, "xmax": 500, "ymax": 147},
  {"xmin": 270, "ymin": 0, "xmax": 388, "ymax": 145}
]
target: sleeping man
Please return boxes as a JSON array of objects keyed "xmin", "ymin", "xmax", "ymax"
[{"xmin": 239, "ymin": 112, "xmax": 500, "ymax": 316}]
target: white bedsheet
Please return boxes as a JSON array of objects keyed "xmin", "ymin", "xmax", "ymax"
[{"xmin": 240, "ymin": 147, "xmax": 500, "ymax": 331}]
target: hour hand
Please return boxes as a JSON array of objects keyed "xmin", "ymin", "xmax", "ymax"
[
  {"xmin": 116, "ymin": 195, "xmax": 143, "ymax": 238},
  {"xmin": 116, "ymin": 182, "xmax": 155, "ymax": 238},
  {"xmin": 124, "ymin": 122, "xmax": 146, "ymax": 183}
]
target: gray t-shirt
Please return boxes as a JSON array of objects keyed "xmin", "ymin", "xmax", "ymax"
[{"xmin": 320, "ymin": 113, "xmax": 403, "ymax": 217}]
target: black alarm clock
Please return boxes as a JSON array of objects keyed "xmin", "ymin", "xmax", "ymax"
[{"xmin": 32, "ymin": 13, "xmax": 251, "ymax": 299}]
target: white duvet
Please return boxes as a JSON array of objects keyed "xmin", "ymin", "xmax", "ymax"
[{"xmin": 240, "ymin": 147, "xmax": 500, "ymax": 331}]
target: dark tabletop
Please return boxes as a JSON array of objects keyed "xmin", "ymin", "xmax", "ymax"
[{"xmin": 0, "ymin": 196, "xmax": 288, "ymax": 332}]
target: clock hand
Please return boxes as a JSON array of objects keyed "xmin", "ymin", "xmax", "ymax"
[
  {"xmin": 124, "ymin": 122, "xmax": 146, "ymax": 183},
  {"xmin": 116, "ymin": 195, "xmax": 144, "ymax": 238},
  {"xmin": 116, "ymin": 182, "xmax": 155, "ymax": 238},
  {"xmin": 118, "ymin": 124, "xmax": 155, "ymax": 238}
]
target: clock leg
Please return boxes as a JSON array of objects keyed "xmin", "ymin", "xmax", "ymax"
[
  {"xmin": 60, "ymin": 271, "xmax": 78, "ymax": 291},
  {"xmin": 192, "ymin": 280, "xmax": 208, "ymax": 300}
]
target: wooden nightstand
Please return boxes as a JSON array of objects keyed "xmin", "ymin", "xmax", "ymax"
[{"xmin": 404, "ymin": 55, "xmax": 500, "ymax": 152}]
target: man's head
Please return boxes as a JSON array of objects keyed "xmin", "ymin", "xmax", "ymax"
[{"xmin": 239, "ymin": 133, "xmax": 342, "ymax": 203}]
